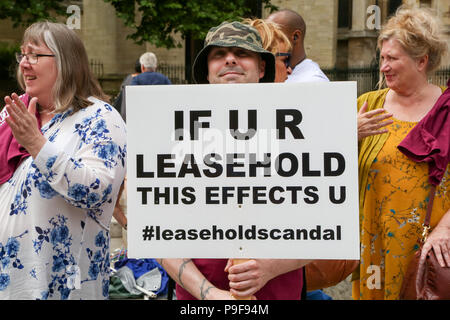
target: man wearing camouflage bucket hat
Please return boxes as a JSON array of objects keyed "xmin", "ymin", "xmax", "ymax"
[
  {"xmin": 192, "ymin": 21, "xmax": 276, "ymax": 84},
  {"xmin": 160, "ymin": 21, "xmax": 310, "ymax": 300}
]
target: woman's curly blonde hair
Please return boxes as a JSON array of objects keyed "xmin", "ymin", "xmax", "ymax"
[
  {"xmin": 242, "ymin": 18, "xmax": 292, "ymax": 54},
  {"xmin": 378, "ymin": 6, "xmax": 448, "ymax": 74}
]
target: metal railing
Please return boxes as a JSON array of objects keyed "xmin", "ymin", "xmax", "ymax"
[
  {"xmin": 323, "ymin": 67, "xmax": 379, "ymax": 96},
  {"xmin": 89, "ymin": 59, "xmax": 104, "ymax": 78},
  {"xmin": 89, "ymin": 61, "xmax": 188, "ymax": 85},
  {"xmin": 158, "ymin": 64, "xmax": 189, "ymax": 84},
  {"xmin": 90, "ymin": 60, "xmax": 450, "ymax": 94},
  {"xmin": 323, "ymin": 65, "xmax": 450, "ymax": 96},
  {"xmin": 430, "ymin": 67, "xmax": 450, "ymax": 87}
]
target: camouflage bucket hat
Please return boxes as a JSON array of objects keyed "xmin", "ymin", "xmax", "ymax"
[{"xmin": 192, "ymin": 21, "xmax": 276, "ymax": 84}]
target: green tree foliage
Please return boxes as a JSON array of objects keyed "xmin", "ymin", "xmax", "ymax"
[
  {"xmin": 0, "ymin": 42, "xmax": 19, "ymax": 78},
  {"xmin": 103, "ymin": 0, "xmax": 278, "ymax": 48},
  {"xmin": 0, "ymin": 42, "xmax": 20, "ymax": 107},
  {"xmin": 0, "ymin": 0, "xmax": 67, "ymax": 27}
]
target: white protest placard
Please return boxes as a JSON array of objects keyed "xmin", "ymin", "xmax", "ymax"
[{"xmin": 126, "ymin": 82, "xmax": 359, "ymax": 259}]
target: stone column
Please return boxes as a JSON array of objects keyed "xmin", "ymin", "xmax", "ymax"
[
  {"xmin": 82, "ymin": 0, "xmax": 119, "ymax": 76},
  {"xmin": 0, "ymin": 20, "xmax": 25, "ymax": 45},
  {"xmin": 114, "ymin": 21, "xmax": 148, "ymax": 76},
  {"xmin": 145, "ymin": 34, "xmax": 185, "ymax": 66},
  {"xmin": 347, "ymin": 0, "xmax": 379, "ymax": 68},
  {"xmin": 436, "ymin": 0, "xmax": 450, "ymax": 66}
]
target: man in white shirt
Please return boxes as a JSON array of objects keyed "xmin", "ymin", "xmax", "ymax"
[
  {"xmin": 267, "ymin": 9, "xmax": 333, "ymax": 301},
  {"xmin": 267, "ymin": 9, "xmax": 329, "ymax": 83}
]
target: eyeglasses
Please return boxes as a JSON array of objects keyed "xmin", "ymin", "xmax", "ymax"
[
  {"xmin": 275, "ymin": 52, "xmax": 291, "ymax": 68},
  {"xmin": 16, "ymin": 52, "xmax": 55, "ymax": 64}
]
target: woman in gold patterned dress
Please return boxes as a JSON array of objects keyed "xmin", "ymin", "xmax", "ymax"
[{"xmin": 353, "ymin": 6, "xmax": 449, "ymax": 299}]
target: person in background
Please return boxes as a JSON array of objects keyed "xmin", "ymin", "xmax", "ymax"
[
  {"xmin": 267, "ymin": 9, "xmax": 329, "ymax": 83},
  {"xmin": 242, "ymin": 18, "xmax": 292, "ymax": 82},
  {"xmin": 0, "ymin": 21, "xmax": 126, "ymax": 299},
  {"xmin": 354, "ymin": 6, "xmax": 449, "ymax": 300},
  {"xmin": 113, "ymin": 59, "xmax": 141, "ymax": 122},
  {"xmin": 130, "ymin": 52, "xmax": 172, "ymax": 87}
]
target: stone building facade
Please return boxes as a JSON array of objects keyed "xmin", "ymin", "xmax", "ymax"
[
  {"xmin": 269, "ymin": 0, "xmax": 449, "ymax": 69},
  {"xmin": 81, "ymin": 0, "xmax": 185, "ymax": 77},
  {"xmin": 1, "ymin": 0, "xmax": 449, "ymax": 87},
  {"xmin": 78, "ymin": 0, "xmax": 450, "ymax": 79}
]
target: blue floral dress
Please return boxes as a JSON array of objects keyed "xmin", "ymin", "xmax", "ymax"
[{"xmin": 0, "ymin": 97, "xmax": 126, "ymax": 299}]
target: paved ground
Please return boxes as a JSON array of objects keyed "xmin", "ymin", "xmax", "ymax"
[{"xmin": 322, "ymin": 276, "xmax": 352, "ymax": 300}]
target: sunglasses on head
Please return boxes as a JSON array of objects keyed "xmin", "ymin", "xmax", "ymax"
[{"xmin": 275, "ymin": 52, "xmax": 291, "ymax": 68}]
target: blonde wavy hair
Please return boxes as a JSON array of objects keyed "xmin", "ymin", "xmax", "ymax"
[
  {"xmin": 242, "ymin": 18, "xmax": 292, "ymax": 54},
  {"xmin": 377, "ymin": 6, "xmax": 448, "ymax": 87},
  {"xmin": 17, "ymin": 21, "xmax": 109, "ymax": 113}
]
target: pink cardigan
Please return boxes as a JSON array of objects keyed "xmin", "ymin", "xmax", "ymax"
[{"xmin": 0, "ymin": 94, "xmax": 42, "ymax": 184}]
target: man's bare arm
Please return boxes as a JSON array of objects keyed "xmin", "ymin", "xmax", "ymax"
[{"xmin": 158, "ymin": 258, "xmax": 234, "ymax": 300}]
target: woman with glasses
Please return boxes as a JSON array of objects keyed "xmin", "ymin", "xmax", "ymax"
[
  {"xmin": 242, "ymin": 18, "xmax": 292, "ymax": 83},
  {"xmin": 0, "ymin": 21, "xmax": 126, "ymax": 299}
]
